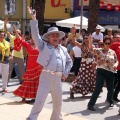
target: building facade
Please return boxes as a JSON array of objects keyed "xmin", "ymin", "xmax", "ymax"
[
  {"xmin": 0, "ymin": 0, "xmax": 72, "ymax": 33},
  {"xmin": 74, "ymin": 0, "xmax": 120, "ymax": 26}
]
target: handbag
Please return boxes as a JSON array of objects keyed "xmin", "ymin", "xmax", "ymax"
[{"xmin": 0, "ymin": 54, "xmax": 9, "ymax": 63}]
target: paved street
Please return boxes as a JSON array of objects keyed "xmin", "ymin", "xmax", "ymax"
[{"xmin": 0, "ymin": 78, "xmax": 120, "ymax": 120}]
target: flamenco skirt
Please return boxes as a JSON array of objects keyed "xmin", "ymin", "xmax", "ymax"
[
  {"xmin": 14, "ymin": 65, "xmax": 42, "ymax": 99},
  {"xmin": 70, "ymin": 59, "xmax": 96, "ymax": 96}
]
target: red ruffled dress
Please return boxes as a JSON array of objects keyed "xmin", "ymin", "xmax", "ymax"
[{"xmin": 13, "ymin": 38, "xmax": 43, "ymax": 99}]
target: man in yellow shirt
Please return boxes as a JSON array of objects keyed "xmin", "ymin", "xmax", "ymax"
[{"xmin": 4, "ymin": 18, "xmax": 25, "ymax": 84}]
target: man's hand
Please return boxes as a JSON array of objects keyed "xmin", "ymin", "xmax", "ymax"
[
  {"xmin": 71, "ymin": 27, "xmax": 76, "ymax": 34},
  {"xmin": 113, "ymin": 65, "xmax": 117, "ymax": 71},
  {"xmin": 12, "ymin": 24, "xmax": 17, "ymax": 33},
  {"xmin": 4, "ymin": 18, "xmax": 8, "ymax": 25},
  {"xmin": 9, "ymin": 56, "xmax": 13, "ymax": 61},
  {"xmin": 61, "ymin": 75, "xmax": 66, "ymax": 81},
  {"xmin": 27, "ymin": 6, "xmax": 36, "ymax": 20}
]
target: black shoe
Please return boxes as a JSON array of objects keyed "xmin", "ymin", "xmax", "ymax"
[
  {"xmin": 114, "ymin": 98, "xmax": 120, "ymax": 102},
  {"xmin": 70, "ymin": 92, "xmax": 74, "ymax": 99},
  {"xmin": 110, "ymin": 103, "xmax": 114, "ymax": 107},
  {"xmin": 88, "ymin": 106, "xmax": 96, "ymax": 111}
]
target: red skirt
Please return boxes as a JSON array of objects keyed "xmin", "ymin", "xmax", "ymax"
[
  {"xmin": 14, "ymin": 80, "xmax": 39, "ymax": 99},
  {"xmin": 13, "ymin": 65, "xmax": 42, "ymax": 99}
]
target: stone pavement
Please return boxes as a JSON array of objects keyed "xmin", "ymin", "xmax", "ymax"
[
  {"xmin": 1, "ymin": 79, "xmax": 120, "ymax": 120},
  {"xmin": 0, "ymin": 97, "xmax": 88, "ymax": 120}
]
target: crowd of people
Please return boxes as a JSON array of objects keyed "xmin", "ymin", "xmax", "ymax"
[{"xmin": 0, "ymin": 6, "xmax": 120, "ymax": 120}]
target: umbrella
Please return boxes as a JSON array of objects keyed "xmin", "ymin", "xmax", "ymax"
[
  {"xmin": 56, "ymin": 16, "xmax": 105, "ymax": 32},
  {"xmin": 0, "ymin": 20, "xmax": 11, "ymax": 30}
]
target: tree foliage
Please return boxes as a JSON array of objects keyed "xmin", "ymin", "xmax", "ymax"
[
  {"xmin": 88, "ymin": 0, "xmax": 100, "ymax": 33},
  {"xmin": 34, "ymin": 0, "xmax": 46, "ymax": 35}
]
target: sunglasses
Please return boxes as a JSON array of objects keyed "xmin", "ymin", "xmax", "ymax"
[
  {"xmin": 84, "ymin": 37, "xmax": 88, "ymax": 40},
  {"xmin": 104, "ymin": 42, "xmax": 111, "ymax": 45}
]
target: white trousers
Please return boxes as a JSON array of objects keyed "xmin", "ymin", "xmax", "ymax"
[
  {"xmin": 0, "ymin": 63, "xmax": 9, "ymax": 90},
  {"xmin": 28, "ymin": 71, "xmax": 63, "ymax": 120}
]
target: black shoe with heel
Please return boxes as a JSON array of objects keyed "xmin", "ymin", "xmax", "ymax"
[
  {"xmin": 88, "ymin": 106, "xmax": 96, "ymax": 111},
  {"xmin": 109, "ymin": 103, "xmax": 114, "ymax": 107},
  {"xmin": 70, "ymin": 92, "xmax": 74, "ymax": 99}
]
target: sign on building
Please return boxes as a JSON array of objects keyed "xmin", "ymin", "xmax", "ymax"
[{"xmin": 5, "ymin": 0, "xmax": 16, "ymax": 15}]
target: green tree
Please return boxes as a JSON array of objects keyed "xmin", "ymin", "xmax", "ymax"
[
  {"xmin": 88, "ymin": 0, "xmax": 100, "ymax": 33},
  {"xmin": 34, "ymin": 0, "xmax": 46, "ymax": 35}
]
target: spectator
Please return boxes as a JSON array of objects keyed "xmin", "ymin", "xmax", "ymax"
[
  {"xmin": 69, "ymin": 41, "xmax": 82, "ymax": 76},
  {"xmin": 104, "ymin": 28, "xmax": 113, "ymax": 40},
  {"xmin": 92, "ymin": 25, "xmax": 103, "ymax": 47},
  {"xmin": 79, "ymin": 28, "xmax": 87, "ymax": 42}
]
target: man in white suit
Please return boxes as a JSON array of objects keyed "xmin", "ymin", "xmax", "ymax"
[{"xmin": 27, "ymin": 7, "xmax": 73, "ymax": 120}]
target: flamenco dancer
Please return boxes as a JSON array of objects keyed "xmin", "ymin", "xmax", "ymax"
[{"xmin": 13, "ymin": 25, "xmax": 43, "ymax": 102}]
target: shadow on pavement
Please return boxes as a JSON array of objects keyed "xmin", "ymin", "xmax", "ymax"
[
  {"xmin": 63, "ymin": 95, "xmax": 100, "ymax": 102},
  {"xmin": 104, "ymin": 114, "xmax": 120, "ymax": 120},
  {"xmin": 0, "ymin": 101, "xmax": 25, "ymax": 106},
  {"xmin": 62, "ymin": 91, "xmax": 70, "ymax": 95},
  {"xmin": 66, "ymin": 104, "xmax": 110, "ymax": 117}
]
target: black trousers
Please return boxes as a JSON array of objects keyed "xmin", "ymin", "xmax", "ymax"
[
  {"xmin": 114, "ymin": 70, "xmax": 120, "ymax": 98},
  {"xmin": 73, "ymin": 57, "xmax": 82, "ymax": 76},
  {"xmin": 88, "ymin": 68, "xmax": 114, "ymax": 107}
]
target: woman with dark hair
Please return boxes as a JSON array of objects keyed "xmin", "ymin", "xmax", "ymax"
[
  {"xmin": 79, "ymin": 29, "xmax": 87, "ymax": 41},
  {"xmin": 13, "ymin": 26, "xmax": 43, "ymax": 102},
  {"xmin": 88, "ymin": 37, "xmax": 118, "ymax": 111},
  {"xmin": 70, "ymin": 33, "xmax": 96, "ymax": 98}
]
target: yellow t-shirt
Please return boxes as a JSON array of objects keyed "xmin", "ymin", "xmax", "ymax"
[
  {"xmin": 0, "ymin": 39, "xmax": 10, "ymax": 62},
  {"xmin": 68, "ymin": 33, "xmax": 79, "ymax": 40},
  {"xmin": 9, "ymin": 34, "xmax": 24, "ymax": 59}
]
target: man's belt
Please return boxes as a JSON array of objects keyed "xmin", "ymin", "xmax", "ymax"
[{"xmin": 42, "ymin": 69, "xmax": 62, "ymax": 76}]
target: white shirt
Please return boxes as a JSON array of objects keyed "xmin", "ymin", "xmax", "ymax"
[
  {"xmin": 72, "ymin": 46, "xmax": 81, "ymax": 57},
  {"xmin": 92, "ymin": 32, "xmax": 103, "ymax": 45}
]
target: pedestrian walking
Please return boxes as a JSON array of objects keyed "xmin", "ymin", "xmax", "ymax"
[{"xmin": 26, "ymin": 7, "xmax": 73, "ymax": 120}]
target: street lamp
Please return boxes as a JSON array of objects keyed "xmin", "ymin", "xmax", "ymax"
[{"xmin": 79, "ymin": 0, "xmax": 84, "ymax": 33}]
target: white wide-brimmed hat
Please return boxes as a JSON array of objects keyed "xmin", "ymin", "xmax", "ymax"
[
  {"xmin": 42, "ymin": 27, "xmax": 65, "ymax": 41},
  {"xmin": 96, "ymin": 25, "xmax": 101, "ymax": 30}
]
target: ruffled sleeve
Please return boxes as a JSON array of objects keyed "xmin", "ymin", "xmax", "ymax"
[{"xmin": 13, "ymin": 37, "xmax": 22, "ymax": 51}]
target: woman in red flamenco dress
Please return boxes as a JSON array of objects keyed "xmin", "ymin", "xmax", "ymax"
[{"xmin": 13, "ymin": 34, "xmax": 43, "ymax": 102}]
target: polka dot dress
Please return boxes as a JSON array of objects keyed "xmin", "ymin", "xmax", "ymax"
[
  {"xmin": 70, "ymin": 44, "xmax": 96, "ymax": 96},
  {"xmin": 70, "ymin": 60, "xmax": 96, "ymax": 95}
]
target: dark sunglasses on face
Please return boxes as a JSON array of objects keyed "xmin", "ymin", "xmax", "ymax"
[
  {"xmin": 84, "ymin": 37, "xmax": 88, "ymax": 40},
  {"xmin": 104, "ymin": 42, "xmax": 111, "ymax": 45}
]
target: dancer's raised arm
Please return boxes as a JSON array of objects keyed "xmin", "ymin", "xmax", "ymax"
[{"xmin": 27, "ymin": 6, "xmax": 44, "ymax": 50}]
